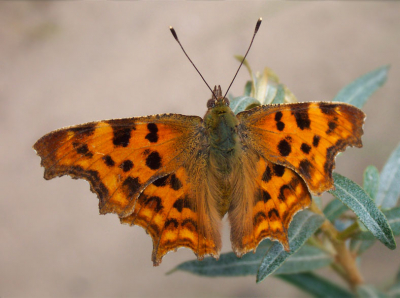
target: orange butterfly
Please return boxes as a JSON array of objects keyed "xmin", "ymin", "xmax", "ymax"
[{"xmin": 33, "ymin": 19, "xmax": 365, "ymax": 266}]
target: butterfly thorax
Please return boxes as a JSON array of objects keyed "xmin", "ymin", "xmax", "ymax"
[{"xmin": 204, "ymin": 86, "xmax": 242, "ymax": 216}]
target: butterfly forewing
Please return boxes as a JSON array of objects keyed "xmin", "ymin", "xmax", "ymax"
[{"xmin": 237, "ymin": 102, "xmax": 365, "ymax": 195}]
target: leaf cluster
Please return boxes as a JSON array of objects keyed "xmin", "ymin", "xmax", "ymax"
[{"xmin": 169, "ymin": 63, "xmax": 400, "ymax": 297}]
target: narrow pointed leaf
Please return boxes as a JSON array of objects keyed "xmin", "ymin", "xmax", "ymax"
[
  {"xmin": 256, "ymin": 210, "xmax": 325, "ymax": 283},
  {"xmin": 329, "ymin": 173, "xmax": 396, "ymax": 250},
  {"xmin": 357, "ymin": 285, "xmax": 388, "ymax": 298},
  {"xmin": 168, "ymin": 243, "xmax": 331, "ymax": 277},
  {"xmin": 271, "ymin": 84, "xmax": 285, "ymax": 104},
  {"xmin": 376, "ymin": 142, "xmax": 400, "ymax": 209},
  {"xmin": 323, "ymin": 199, "xmax": 348, "ymax": 221},
  {"xmin": 276, "ymin": 272, "xmax": 353, "ymax": 298},
  {"xmin": 244, "ymin": 81, "xmax": 252, "ymax": 96},
  {"xmin": 363, "ymin": 165, "xmax": 380, "ymax": 201},
  {"xmin": 230, "ymin": 96, "xmax": 260, "ymax": 114},
  {"xmin": 166, "ymin": 240, "xmax": 272, "ymax": 277},
  {"xmin": 333, "ymin": 65, "xmax": 389, "ymax": 108},
  {"xmin": 273, "ymin": 245, "xmax": 332, "ymax": 275},
  {"xmin": 234, "ymin": 55, "xmax": 256, "ymax": 96},
  {"xmin": 354, "ymin": 207, "xmax": 400, "ymax": 239}
]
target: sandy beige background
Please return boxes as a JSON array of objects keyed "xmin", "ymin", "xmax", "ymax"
[{"xmin": 1, "ymin": 2, "xmax": 399, "ymax": 297}]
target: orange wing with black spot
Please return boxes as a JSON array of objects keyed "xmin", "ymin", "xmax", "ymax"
[
  {"xmin": 229, "ymin": 101, "xmax": 364, "ymax": 254},
  {"xmin": 238, "ymin": 102, "xmax": 365, "ymax": 195},
  {"xmin": 228, "ymin": 151, "xmax": 311, "ymax": 256},
  {"xmin": 33, "ymin": 114, "xmax": 221, "ymax": 265}
]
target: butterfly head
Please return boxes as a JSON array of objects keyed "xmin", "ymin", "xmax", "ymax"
[{"xmin": 207, "ymin": 85, "xmax": 230, "ymax": 111}]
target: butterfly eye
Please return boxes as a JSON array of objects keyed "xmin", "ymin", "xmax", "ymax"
[
  {"xmin": 224, "ymin": 98, "xmax": 230, "ymax": 106},
  {"xmin": 207, "ymin": 99, "xmax": 216, "ymax": 109}
]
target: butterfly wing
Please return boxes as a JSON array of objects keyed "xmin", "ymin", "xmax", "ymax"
[
  {"xmin": 227, "ymin": 150, "xmax": 311, "ymax": 255},
  {"xmin": 33, "ymin": 114, "xmax": 221, "ymax": 265},
  {"xmin": 237, "ymin": 102, "xmax": 365, "ymax": 195},
  {"xmin": 229, "ymin": 101, "xmax": 364, "ymax": 255}
]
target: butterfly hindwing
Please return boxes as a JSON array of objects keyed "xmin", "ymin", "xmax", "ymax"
[
  {"xmin": 228, "ymin": 152, "xmax": 311, "ymax": 255},
  {"xmin": 121, "ymin": 164, "xmax": 222, "ymax": 265},
  {"xmin": 237, "ymin": 102, "xmax": 365, "ymax": 195},
  {"xmin": 33, "ymin": 114, "xmax": 221, "ymax": 265}
]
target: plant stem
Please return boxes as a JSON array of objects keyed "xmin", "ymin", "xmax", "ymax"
[
  {"xmin": 310, "ymin": 202, "xmax": 364, "ymax": 290},
  {"xmin": 337, "ymin": 222, "xmax": 360, "ymax": 241}
]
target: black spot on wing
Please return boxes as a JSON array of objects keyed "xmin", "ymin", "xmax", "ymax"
[
  {"xmin": 268, "ymin": 209, "xmax": 280, "ymax": 219},
  {"xmin": 145, "ymin": 123, "xmax": 159, "ymax": 143},
  {"xmin": 182, "ymin": 218, "xmax": 197, "ymax": 231},
  {"xmin": 69, "ymin": 123, "xmax": 96, "ymax": 137},
  {"xmin": 164, "ymin": 218, "xmax": 179, "ymax": 229},
  {"xmin": 278, "ymin": 185, "xmax": 290, "ymax": 201},
  {"xmin": 262, "ymin": 166, "xmax": 272, "ymax": 182},
  {"xmin": 313, "ymin": 135, "xmax": 320, "ymax": 147},
  {"xmin": 326, "ymin": 121, "xmax": 337, "ymax": 134},
  {"xmin": 276, "ymin": 122, "xmax": 285, "ymax": 131},
  {"xmin": 292, "ymin": 105, "xmax": 311, "ymax": 130},
  {"xmin": 254, "ymin": 211, "xmax": 267, "ymax": 225},
  {"xmin": 146, "ymin": 151, "xmax": 162, "ymax": 170},
  {"xmin": 319, "ymin": 103, "xmax": 336, "ymax": 115},
  {"xmin": 274, "ymin": 111, "xmax": 285, "ymax": 131},
  {"xmin": 299, "ymin": 159, "xmax": 313, "ymax": 180},
  {"xmin": 122, "ymin": 176, "xmax": 142, "ymax": 197},
  {"xmin": 112, "ymin": 127, "xmax": 133, "ymax": 147},
  {"xmin": 102, "ymin": 155, "xmax": 115, "ymax": 167},
  {"xmin": 73, "ymin": 143, "xmax": 93, "ymax": 158},
  {"xmin": 153, "ymin": 175, "xmax": 170, "ymax": 187},
  {"xmin": 273, "ymin": 164, "xmax": 285, "ymax": 177},
  {"xmin": 263, "ymin": 190, "xmax": 271, "ymax": 203},
  {"xmin": 120, "ymin": 160, "xmax": 134, "ymax": 172},
  {"xmin": 278, "ymin": 139, "xmax": 291, "ymax": 156},
  {"xmin": 275, "ymin": 111, "xmax": 283, "ymax": 121},
  {"xmin": 173, "ymin": 199, "xmax": 184, "ymax": 212},
  {"xmin": 145, "ymin": 196, "xmax": 163, "ymax": 213},
  {"xmin": 169, "ymin": 174, "xmax": 182, "ymax": 191},
  {"xmin": 300, "ymin": 143, "xmax": 311, "ymax": 154}
]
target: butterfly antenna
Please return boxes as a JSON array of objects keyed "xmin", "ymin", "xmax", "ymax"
[
  {"xmin": 169, "ymin": 26, "xmax": 217, "ymax": 99},
  {"xmin": 223, "ymin": 17, "xmax": 262, "ymax": 98}
]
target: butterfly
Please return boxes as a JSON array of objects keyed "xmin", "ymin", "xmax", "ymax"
[{"xmin": 33, "ymin": 19, "xmax": 365, "ymax": 266}]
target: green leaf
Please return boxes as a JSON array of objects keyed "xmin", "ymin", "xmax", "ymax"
[
  {"xmin": 234, "ymin": 55, "xmax": 256, "ymax": 96},
  {"xmin": 329, "ymin": 173, "xmax": 396, "ymax": 250},
  {"xmin": 273, "ymin": 245, "xmax": 332, "ymax": 275},
  {"xmin": 323, "ymin": 199, "xmax": 348, "ymax": 221},
  {"xmin": 230, "ymin": 96, "xmax": 260, "ymax": 114},
  {"xmin": 256, "ymin": 210, "xmax": 325, "ymax": 283},
  {"xmin": 166, "ymin": 240, "xmax": 272, "ymax": 277},
  {"xmin": 354, "ymin": 207, "xmax": 400, "ymax": 239},
  {"xmin": 244, "ymin": 81, "xmax": 252, "ymax": 96},
  {"xmin": 357, "ymin": 285, "xmax": 388, "ymax": 298},
  {"xmin": 271, "ymin": 84, "xmax": 285, "ymax": 104},
  {"xmin": 276, "ymin": 272, "xmax": 354, "ymax": 298},
  {"xmin": 376, "ymin": 142, "xmax": 400, "ymax": 209},
  {"xmin": 363, "ymin": 165, "xmax": 380, "ymax": 201},
  {"xmin": 167, "ymin": 243, "xmax": 331, "ymax": 277},
  {"xmin": 333, "ymin": 65, "xmax": 389, "ymax": 108}
]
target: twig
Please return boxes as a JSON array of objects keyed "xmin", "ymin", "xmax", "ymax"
[{"xmin": 310, "ymin": 201, "xmax": 364, "ymax": 290}]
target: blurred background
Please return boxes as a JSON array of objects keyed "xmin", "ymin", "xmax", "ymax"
[{"xmin": 1, "ymin": 2, "xmax": 399, "ymax": 297}]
